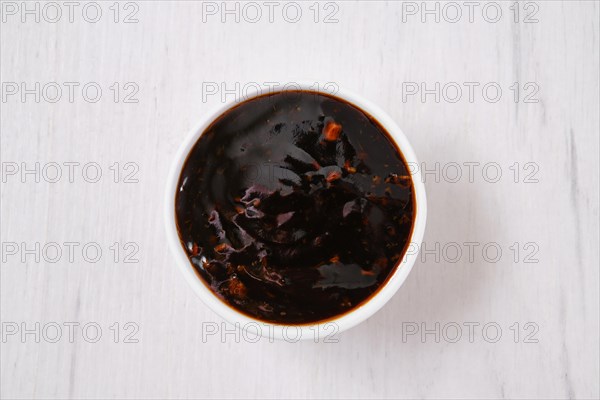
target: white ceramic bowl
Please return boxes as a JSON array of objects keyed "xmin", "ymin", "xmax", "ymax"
[{"xmin": 165, "ymin": 83, "xmax": 427, "ymax": 341}]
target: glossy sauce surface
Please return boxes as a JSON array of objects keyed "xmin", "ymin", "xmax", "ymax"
[{"xmin": 175, "ymin": 91, "xmax": 415, "ymax": 324}]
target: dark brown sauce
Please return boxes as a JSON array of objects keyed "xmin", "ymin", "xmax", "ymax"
[{"xmin": 175, "ymin": 90, "xmax": 415, "ymax": 324}]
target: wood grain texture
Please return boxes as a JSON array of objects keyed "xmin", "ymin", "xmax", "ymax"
[{"xmin": 1, "ymin": 1, "xmax": 598, "ymax": 399}]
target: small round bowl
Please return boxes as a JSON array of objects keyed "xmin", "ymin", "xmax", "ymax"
[{"xmin": 165, "ymin": 83, "xmax": 427, "ymax": 341}]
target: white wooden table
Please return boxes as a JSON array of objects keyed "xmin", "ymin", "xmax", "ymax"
[{"xmin": 1, "ymin": 1, "xmax": 598, "ymax": 398}]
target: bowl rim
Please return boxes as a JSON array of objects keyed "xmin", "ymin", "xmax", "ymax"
[{"xmin": 164, "ymin": 82, "xmax": 427, "ymax": 341}]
